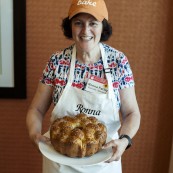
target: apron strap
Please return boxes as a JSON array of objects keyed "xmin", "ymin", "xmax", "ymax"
[
  {"xmin": 99, "ymin": 43, "xmax": 114, "ymax": 99},
  {"xmin": 67, "ymin": 45, "xmax": 76, "ymax": 85}
]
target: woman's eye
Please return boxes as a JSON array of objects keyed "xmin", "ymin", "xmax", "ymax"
[
  {"xmin": 90, "ymin": 22, "xmax": 98, "ymax": 27},
  {"xmin": 74, "ymin": 21, "xmax": 82, "ymax": 26}
]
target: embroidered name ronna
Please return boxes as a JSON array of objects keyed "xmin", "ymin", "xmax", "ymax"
[
  {"xmin": 77, "ymin": 0, "xmax": 96, "ymax": 7},
  {"xmin": 75, "ymin": 104, "xmax": 101, "ymax": 116}
]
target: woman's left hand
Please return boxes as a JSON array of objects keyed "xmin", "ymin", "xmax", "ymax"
[{"xmin": 102, "ymin": 138, "xmax": 129, "ymax": 162}]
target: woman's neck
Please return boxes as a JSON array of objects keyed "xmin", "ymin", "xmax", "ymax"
[{"xmin": 76, "ymin": 45, "xmax": 101, "ymax": 64}]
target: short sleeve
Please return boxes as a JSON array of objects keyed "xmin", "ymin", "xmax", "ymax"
[
  {"xmin": 40, "ymin": 54, "xmax": 57, "ymax": 87},
  {"xmin": 117, "ymin": 52, "xmax": 135, "ymax": 90}
]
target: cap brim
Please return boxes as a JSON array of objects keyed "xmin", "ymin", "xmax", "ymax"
[{"xmin": 69, "ymin": 9, "xmax": 104, "ymax": 22}]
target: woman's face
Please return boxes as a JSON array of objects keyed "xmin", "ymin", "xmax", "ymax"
[{"xmin": 71, "ymin": 13, "xmax": 103, "ymax": 53}]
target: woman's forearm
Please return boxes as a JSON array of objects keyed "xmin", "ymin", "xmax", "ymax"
[
  {"xmin": 26, "ymin": 83, "xmax": 53, "ymax": 137},
  {"xmin": 119, "ymin": 110, "xmax": 141, "ymax": 138},
  {"xmin": 26, "ymin": 108, "xmax": 44, "ymax": 138}
]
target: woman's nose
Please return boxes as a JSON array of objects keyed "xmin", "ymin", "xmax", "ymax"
[{"xmin": 82, "ymin": 24, "xmax": 90, "ymax": 34}]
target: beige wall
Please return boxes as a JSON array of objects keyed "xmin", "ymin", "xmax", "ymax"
[{"xmin": 0, "ymin": 0, "xmax": 173, "ymax": 173}]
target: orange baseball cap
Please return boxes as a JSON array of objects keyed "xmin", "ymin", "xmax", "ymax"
[{"xmin": 68, "ymin": 0, "xmax": 108, "ymax": 22}]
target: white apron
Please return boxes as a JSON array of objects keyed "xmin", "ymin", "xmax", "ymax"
[{"xmin": 43, "ymin": 43, "xmax": 122, "ymax": 173}]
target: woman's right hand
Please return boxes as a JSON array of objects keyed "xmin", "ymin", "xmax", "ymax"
[{"xmin": 29, "ymin": 133, "xmax": 50, "ymax": 152}]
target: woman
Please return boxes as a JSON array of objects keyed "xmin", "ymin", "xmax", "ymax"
[{"xmin": 26, "ymin": 0, "xmax": 141, "ymax": 172}]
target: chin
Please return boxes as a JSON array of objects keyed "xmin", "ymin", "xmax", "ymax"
[{"xmin": 78, "ymin": 42, "xmax": 98, "ymax": 52}]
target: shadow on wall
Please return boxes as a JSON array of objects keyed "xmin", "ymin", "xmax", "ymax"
[{"xmin": 153, "ymin": 0, "xmax": 173, "ymax": 172}]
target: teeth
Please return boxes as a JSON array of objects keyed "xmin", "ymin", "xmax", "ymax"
[{"xmin": 81, "ymin": 36, "xmax": 93, "ymax": 41}]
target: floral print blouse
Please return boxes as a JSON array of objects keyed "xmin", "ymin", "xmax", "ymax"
[{"xmin": 40, "ymin": 43, "xmax": 135, "ymax": 110}]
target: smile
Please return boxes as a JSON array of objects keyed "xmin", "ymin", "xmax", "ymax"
[{"xmin": 80, "ymin": 36, "xmax": 93, "ymax": 41}]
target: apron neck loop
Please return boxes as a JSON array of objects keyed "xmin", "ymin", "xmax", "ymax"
[{"xmin": 69, "ymin": 43, "xmax": 114, "ymax": 99}]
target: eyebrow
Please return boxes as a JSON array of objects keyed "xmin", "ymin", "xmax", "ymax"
[
  {"xmin": 72, "ymin": 14, "xmax": 98, "ymax": 21},
  {"xmin": 73, "ymin": 18, "xmax": 98, "ymax": 22}
]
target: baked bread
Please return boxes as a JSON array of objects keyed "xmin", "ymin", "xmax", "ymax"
[{"xmin": 50, "ymin": 113, "xmax": 107, "ymax": 158}]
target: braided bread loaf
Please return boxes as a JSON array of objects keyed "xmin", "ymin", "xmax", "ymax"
[{"xmin": 50, "ymin": 113, "xmax": 107, "ymax": 158}]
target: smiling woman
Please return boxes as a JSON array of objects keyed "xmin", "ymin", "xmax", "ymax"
[
  {"xmin": 26, "ymin": 0, "xmax": 141, "ymax": 173},
  {"xmin": 71, "ymin": 13, "xmax": 103, "ymax": 62}
]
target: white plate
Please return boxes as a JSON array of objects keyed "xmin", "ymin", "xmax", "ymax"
[{"xmin": 39, "ymin": 131, "xmax": 112, "ymax": 166}]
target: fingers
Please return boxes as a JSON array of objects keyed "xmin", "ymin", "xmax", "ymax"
[
  {"xmin": 30, "ymin": 133, "xmax": 50, "ymax": 152},
  {"xmin": 36, "ymin": 134, "xmax": 50, "ymax": 144},
  {"xmin": 106, "ymin": 146, "xmax": 121, "ymax": 162},
  {"xmin": 102, "ymin": 139, "xmax": 126, "ymax": 163},
  {"xmin": 102, "ymin": 140, "xmax": 116, "ymax": 149}
]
